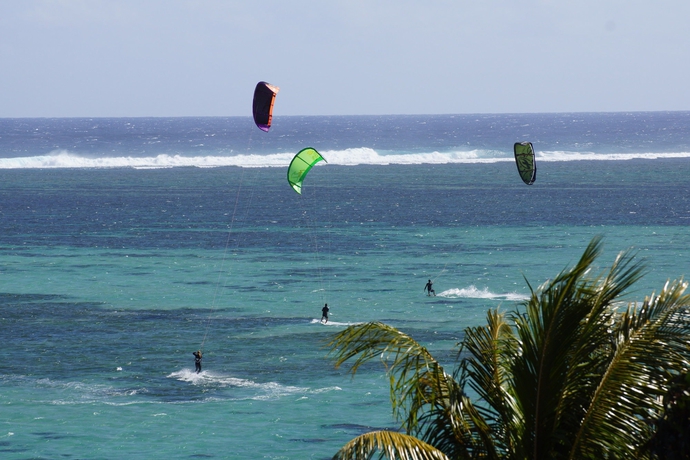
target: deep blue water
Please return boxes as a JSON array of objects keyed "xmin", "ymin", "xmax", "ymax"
[{"xmin": 2, "ymin": 112, "xmax": 690, "ymax": 164}]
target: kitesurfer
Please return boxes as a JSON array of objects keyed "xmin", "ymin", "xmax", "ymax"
[
  {"xmin": 321, "ymin": 303, "xmax": 330, "ymax": 323},
  {"xmin": 193, "ymin": 350, "xmax": 202, "ymax": 373},
  {"xmin": 424, "ymin": 279, "xmax": 436, "ymax": 296}
]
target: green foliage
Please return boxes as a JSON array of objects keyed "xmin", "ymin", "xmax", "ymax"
[
  {"xmin": 647, "ymin": 372, "xmax": 690, "ymax": 459},
  {"xmin": 327, "ymin": 237, "xmax": 690, "ymax": 460},
  {"xmin": 333, "ymin": 431, "xmax": 451, "ymax": 460}
]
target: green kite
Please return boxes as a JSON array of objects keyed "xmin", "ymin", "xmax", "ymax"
[{"xmin": 287, "ymin": 147, "xmax": 327, "ymax": 194}]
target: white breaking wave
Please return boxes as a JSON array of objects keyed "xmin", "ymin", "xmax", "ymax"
[
  {"xmin": 439, "ymin": 285, "xmax": 528, "ymax": 302},
  {"xmin": 0, "ymin": 150, "xmax": 294, "ymax": 169},
  {"xmin": 537, "ymin": 150, "xmax": 690, "ymax": 161},
  {"xmin": 166, "ymin": 369, "xmax": 340, "ymax": 401},
  {"xmin": 167, "ymin": 369, "xmax": 284, "ymax": 390},
  {"xmin": 0, "ymin": 148, "xmax": 497, "ymax": 169},
  {"xmin": 1, "ymin": 148, "xmax": 688, "ymax": 169},
  {"xmin": 320, "ymin": 148, "xmax": 503, "ymax": 165},
  {"xmin": 309, "ymin": 318, "xmax": 362, "ymax": 327}
]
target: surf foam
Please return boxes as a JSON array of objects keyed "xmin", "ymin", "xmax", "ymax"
[
  {"xmin": 309, "ymin": 319, "xmax": 362, "ymax": 327},
  {"xmin": 167, "ymin": 369, "xmax": 338, "ymax": 401},
  {"xmin": 439, "ymin": 285, "xmax": 528, "ymax": 301},
  {"xmin": 2, "ymin": 148, "xmax": 688, "ymax": 169}
]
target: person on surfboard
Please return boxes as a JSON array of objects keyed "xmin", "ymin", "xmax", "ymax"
[
  {"xmin": 321, "ymin": 304, "xmax": 330, "ymax": 323},
  {"xmin": 424, "ymin": 279, "xmax": 436, "ymax": 296},
  {"xmin": 193, "ymin": 350, "xmax": 202, "ymax": 373}
]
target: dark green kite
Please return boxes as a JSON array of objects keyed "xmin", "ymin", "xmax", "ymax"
[{"xmin": 514, "ymin": 142, "xmax": 537, "ymax": 185}]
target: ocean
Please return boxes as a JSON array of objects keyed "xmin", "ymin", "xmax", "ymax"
[{"xmin": 1, "ymin": 112, "xmax": 690, "ymax": 459}]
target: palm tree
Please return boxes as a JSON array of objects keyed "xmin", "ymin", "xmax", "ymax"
[{"xmin": 327, "ymin": 237, "xmax": 690, "ymax": 460}]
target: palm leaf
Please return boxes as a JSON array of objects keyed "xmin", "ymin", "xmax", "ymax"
[
  {"xmin": 332, "ymin": 430, "xmax": 450, "ymax": 460},
  {"xmin": 549, "ymin": 241, "xmax": 646, "ymax": 456},
  {"xmin": 507, "ymin": 236, "xmax": 646, "ymax": 458},
  {"xmin": 328, "ymin": 322, "xmax": 491, "ymax": 458},
  {"xmin": 458, "ymin": 308, "xmax": 519, "ymax": 456},
  {"xmin": 416, "ymin": 377, "xmax": 502, "ymax": 460},
  {"xmin": 569, "ymin": 279, "xmax": 690, "ymax": 459},
  {"xmin": 328, "ymin": 322, "xmax": 452, "ymax": 429}
]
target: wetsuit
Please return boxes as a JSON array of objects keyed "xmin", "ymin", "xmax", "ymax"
[{"xmin": 193, "ymin": 351, "xmax": 202, "ymax": 373}]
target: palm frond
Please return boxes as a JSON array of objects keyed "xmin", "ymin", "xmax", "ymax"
[
  {"xmin": 458, "ymin": 308, "xmax": 519, "ymax": 455},
  {"xmin": 328, "ymin": 322, "xmax": 453, "ymax": 429},
  {"xmin": 332, "ymin": 430, "xmax": 450, "ymax": 460},
  {"xmin": 508, "ymin": 237, "xmax": 646, "ymax": 458},
  {"xmin": 416, "ymin": 379, "xmax": 502, "ymax": 460},
  {"xmin": 328, "ymin": 322, "xmax": 436, "ymax": 376},
  {"xmin": 551, "ymin": 242, "xmax": 647, "ymax": 455},
  {"xmin": 328, "ymin": 322, "xmax": 489, "ymax": 458},
  {"xmin": 569, "ymin": 278, "xmax": 690, "ymax": 459}
]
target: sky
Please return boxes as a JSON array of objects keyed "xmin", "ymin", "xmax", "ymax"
[{"xmin": 1, "ymin": 0, "xmax": 689, "ymax": 117}]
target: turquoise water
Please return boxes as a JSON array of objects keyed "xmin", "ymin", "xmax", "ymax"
[{"xmin": 2, "ymin": 114, "xmax": 690, "ymax": 459}]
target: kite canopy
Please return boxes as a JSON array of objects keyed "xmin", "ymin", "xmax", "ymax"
[
  {"xmin": 252, "ymin": 81, "xmax": 280, "ymax": 132},
  {"xmin": 287, "ymin": 147, "xmax": 326, "ymax": 194},
  {"xmin": 514, "ymin": 142, "xmax": 537, "ymax": 185}
]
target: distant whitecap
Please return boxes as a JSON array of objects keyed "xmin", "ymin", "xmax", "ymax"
[{"xmin": 439, "ymin": 286, "xmax": 528, "ymax": 302}]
